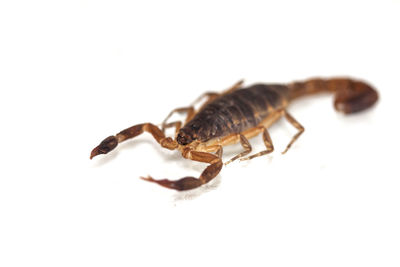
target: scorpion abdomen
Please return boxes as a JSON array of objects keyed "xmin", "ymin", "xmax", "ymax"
[{"xmin": 182, "ymin": 84, "xmax": 290, "ymax": 142}]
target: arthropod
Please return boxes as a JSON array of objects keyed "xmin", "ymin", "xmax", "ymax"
[{"xmin": 90, "ymin": 78, "xmax": 378, "ymax": 191}]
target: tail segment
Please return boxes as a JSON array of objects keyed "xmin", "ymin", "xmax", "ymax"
[{"xmin": 288, "ymin": 78, "xmax": 378, "ymax": 114}]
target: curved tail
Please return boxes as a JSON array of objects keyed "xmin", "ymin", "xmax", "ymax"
[{"xmin": 288, "ymin": 78, "xmax": 378, "ymax": 114}]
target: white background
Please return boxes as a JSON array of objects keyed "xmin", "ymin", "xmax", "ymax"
[{"xmin": 1, "ymin": 0, "xmax": 399, "ymax": 266}]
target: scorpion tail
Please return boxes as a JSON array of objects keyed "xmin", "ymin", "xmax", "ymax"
[{"xmin": 288, "ymin": 78, "xmax": 378, "ymax": 114}]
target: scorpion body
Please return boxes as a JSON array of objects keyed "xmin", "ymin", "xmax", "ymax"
[
  {"xmin": 178, "ymin": 84, "xmax": 289, "ymax": 145},
  {"xmin": 91, "ymin": 78, "xmax": 378, "ymax": 191}
]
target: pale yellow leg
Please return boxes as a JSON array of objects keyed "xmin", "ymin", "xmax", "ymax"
[
  {"xmin": 281, "ymin": 110, "xmax": 304, "ymax": 154},
  {"xmin": 240, "ymin": 127, "xmax": 274, "ymax": 161}
]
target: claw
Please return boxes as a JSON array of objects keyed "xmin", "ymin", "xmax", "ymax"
[
  {"xmin": 141, "ymin": 176, "xmax": 203, "ymax": 191},
  {"xmin": 90, "ymin": 135, "xmax": 118, "ymax": 159}
]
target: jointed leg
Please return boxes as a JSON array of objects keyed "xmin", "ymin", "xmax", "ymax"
[
  {"xmin": 161, "ymin": 107, "xmax": 194, "ymax": 133},
  {"xmin": 200, "ymin": 144, "xmax": 223, "ymax": 158},
  {"xmin": 90, "ymin": 123, "xmax": 178, "ymax": 159},
  {"xmin": 162, "ymin": 121, "xmax": 182, "ymax": 136},
  {"xmin": 240, "ymin": 127, "xmax": 274, "ymax": 161},
  {"xmin": 192, "ymin": 79, "xmax": 244, "ymax": 108},
  {"xmin": 281, "ymin": 110, "xmax": 304, "ymax": 154},
  {"xmin": 161, "ymin": 80, "xmax": 244, "ymax": 134},
  {"xmin": 142, "ymin": 148, "xmax": 223, "ymax": 191},
  {"xmin": 224, "ymin": 134, "xmax": 252, "ymax": 165},
  {"xmin": 191, "ymin": 92, "xmax": 219, "ymax": 107}
]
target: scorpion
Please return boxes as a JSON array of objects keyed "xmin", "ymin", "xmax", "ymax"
[{"xmin": 90, "ymin": 78, "xmax": 378, "ymax": 191}]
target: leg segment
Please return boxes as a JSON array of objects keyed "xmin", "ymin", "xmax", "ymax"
[
  {"xmin": 200, "ymin": 144, "xmax": 223, "ymax": 158},
  {"xmin": 281, "ymin": 110, "xmax": 305, "ymax": 154},
  {"xmin": 161, "ymin": 107, "xmax": 194, "ymax": 133},
  {"xmin": 222, "ymin": 79, "xmax": 244, "ymax": 95},
  {"xmin": 191, "ymin": 92, "xmax": 220, "ymax": 107},
  {"xmin": 162, "ymin": 121, "xmax": 182, "ymax": 136},
  {"xmin": 161, "ymin": 80, "xmax": 244, "ymax": 134},
  {"xmin": 192, "ymin": 79, "xmax": 244, "ymax": 108},
  {"xmin": 90, "ymin": 123, "xmax": 178, "ymax": 159},
  {"xmin": 240, "ymin": 127, "xmax": 274, "ymax": 161},
  {"xmin": 224, "ymin": 134, "xmax": 252, "ymax": 165},
  {"xmin": 141, "ymin": 149, "xmax": 223, "ymax": 191}
]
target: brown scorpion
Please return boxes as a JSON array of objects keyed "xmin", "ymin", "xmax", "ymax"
[{"xmin": 90, "ymin": 78, "xmax": 378, "ymax": 191}]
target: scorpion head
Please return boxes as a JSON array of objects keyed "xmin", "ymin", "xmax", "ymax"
[
  {"xmin": 177, "ymin": 122, "xmax": 202, "ymax": 145},
  {"xmin": 176, "ymin": 129, "xmax": 195, "ymax": 145},
  {"xmin": 176, "ymin": 121, "xmax": 203, "ymax": 145}
]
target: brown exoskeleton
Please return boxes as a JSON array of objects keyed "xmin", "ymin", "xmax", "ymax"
[{"xmin": 90, "ymin": 78, "xmax": 378, "ymax": 191}]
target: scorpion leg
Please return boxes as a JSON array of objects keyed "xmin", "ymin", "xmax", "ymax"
[
  {"xmin": 192, "ymin": 79, "xmax": 244, "ymax": 108},
  {"xmin": 281, "ymin": 110, "xmax": 305, "ymax": 154},
  {"xmin": 240, "ymin": 127, "xmax": 274, "ymax": 161},
  {"xmin": 224, "ymin": 134, "xmax": 252, "ymax": 165},
  {"xmin": 141, "ymin": 149, "xmax": 223, "ymax": 191},
  {"xmin": 200, "ymin": 144, "xmax": 223, "ymax": 158},
  {"xmin": 161, "ymin": 107, "xmax": 195, "ymax": 133},
  {"xmin": 161, "ymin": 80, "xmax": 244, "ymax": 134},
  {"xmin": 162, "ymin": 121, "xmax": 182, "ymax": 136},
  {"xmin": 191, "ymin": 92, "xmax": 220, "ymax": 107},
  {"xmin": 90, "ymin": 123, "xmax": 178, "ymax": 159}
]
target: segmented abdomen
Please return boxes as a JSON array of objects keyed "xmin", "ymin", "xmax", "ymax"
[{"xmin": 183, "ymin": 84, "xmax": 289, "ymax": 142}]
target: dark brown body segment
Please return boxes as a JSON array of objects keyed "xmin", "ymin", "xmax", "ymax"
[{"xmin": 180, "ymin": 84, "xmax": 290, "ymax": 143}]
